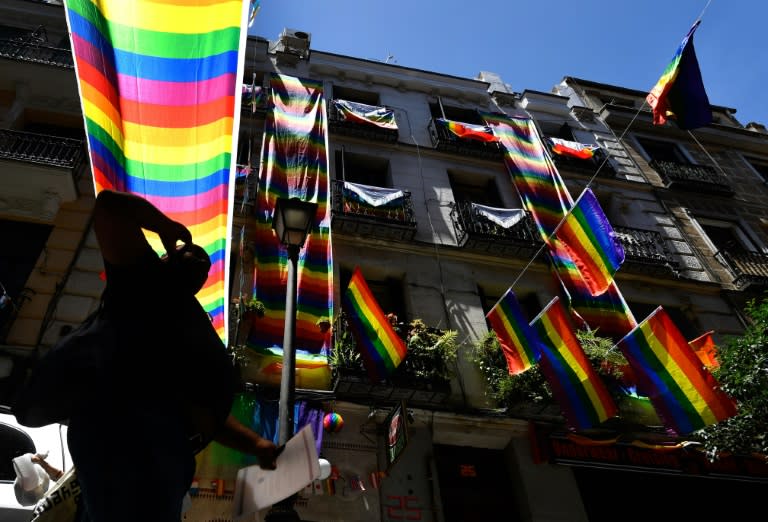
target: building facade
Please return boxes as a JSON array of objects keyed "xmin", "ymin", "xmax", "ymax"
[{"xmin": 1, "ymin": 2, "xmax": 768, "ymax": 521}]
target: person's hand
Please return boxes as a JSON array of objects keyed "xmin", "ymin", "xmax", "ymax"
[
  {"xmin": 159, "ymin": 219, "xmax": 192, "ymax": 256},
  {"xmin": 253, "ymin": 437, "xmax": 283, "ymax": 470}
]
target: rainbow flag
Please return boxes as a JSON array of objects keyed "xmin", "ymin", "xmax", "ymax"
[
  {"xmin": 342, "ymin": 267, "xmax": 407, "ymax": 382},
  {"xmin": 482, "ymin": 112, "xmax": 636, "ymax": 337},
  {"xmin": 689, "ymin": 330, "xmax": 719, "ymax": 368},
  {"xmin": 548, "ymin": 138, "xmax": 597, "ymax": 160},
  {"xmin": 485, "ymin": 288, "xmax": 541, "ymax": 375},
  {"xmin": 617, "ymin": 307, "xmax": 737, "ymax": 435},
  {"xmin": 437, "ymin": 118, "xmax": 498, "ymax": 142},
  {"xmin": 63, "ymin": 0, "xmax": 250, "ymax": 341},
  {"xmin": 247, "ymin": 74, "xmax": 333, "ymax": 387},
  {"xmin": 647, "ymin": 20, "xmax": 712, "ymax": 129},
  {"xmin": 531, "ymin": 297, "xmax": 618, "ymax": 431},
  {"xmin": 553, "ymin": 188, "xmax": 624, "ymax": 295},
  {"xmin": 333, "ymin": 100, "xmax": 397, "ymax": 130}
]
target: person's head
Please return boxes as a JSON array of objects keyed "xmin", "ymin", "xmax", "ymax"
[{"xmin": 162, "ymin": 243, "xmax": 211, "ymax": 295}]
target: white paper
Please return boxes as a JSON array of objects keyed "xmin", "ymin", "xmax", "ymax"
[{"xmin": 233, "ymin": 424, "xmax": 320, "ymax": 519}]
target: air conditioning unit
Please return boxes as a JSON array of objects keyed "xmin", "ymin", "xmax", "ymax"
[{"xmin": 279, "ymin": 28, "xmax": 311, "ymax": 53}]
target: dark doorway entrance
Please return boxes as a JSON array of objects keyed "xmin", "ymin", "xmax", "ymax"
[{"xmin": 434, "ymin": 444, "xmax": 518, "ymax": 521}]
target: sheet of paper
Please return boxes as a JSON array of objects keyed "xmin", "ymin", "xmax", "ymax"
[{"xmin": 233, "ymin": 424, "xmax": 320, "ymax": 519}]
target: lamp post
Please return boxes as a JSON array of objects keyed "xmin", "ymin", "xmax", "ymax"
[{"xmin": 266, "ymin": 196, "xmax": 317, "ymax": 522}]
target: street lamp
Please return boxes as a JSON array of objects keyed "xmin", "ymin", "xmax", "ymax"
[{"xmin": 266, "ymin": 196, "xmax": 317, "ymax": 522}]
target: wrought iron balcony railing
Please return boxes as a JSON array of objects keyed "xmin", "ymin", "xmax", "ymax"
[
  {"xmin": 449, "ymin": 200, "xmax": 543, "ymax": 258},
  {"xmin": 613, "ymin": 226, "xmax": 679, "ymax": 277},
  {"xmin": 0, "ymin": 37, "xmax": 73, "ymax": 69},
  {"xmin": 0, "ymin": 129, "xmax": 85, "ymax": 171},
  {"xmin": 428, "ymin": 118, "xmax": 503, "ymax": 161},
  {"xmin": 716, "ymin": 249, "xmax": 768, "ymax": 290},
  {"xmin": 650, "ymin": 159, "xmax": 734, "ymax": 196},
  {"xmin": 327, "ymin": 100, "xmax": 399, "ymax": 143},
  {"xmin": 232, "ymin": 165, "xmax": 257, "ymax": 217},
  {"xmin": 331, "ymin": 180, "xmax": 417, "ymax": 241}
]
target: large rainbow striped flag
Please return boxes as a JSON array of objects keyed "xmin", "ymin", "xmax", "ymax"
[
  {"xmin": 646, "ymin": 20, "xmax": 712, "ymax": 130},
  {"xmin": 617, "ymin": 307, "xmax": 737, "ymax": 435},
  {"xmin": 342, "ymin": 267, "xmax": 407, "ymax": 382},
  {"xmin": 553, "ymin": 188, "xmax": 624, "ymax": 295},
  {"xmin": 247, "ymin": 73, "xmax": 333, "ymax": 387},
  {"xmin": 531, "ymin": 297, "xmax": 618, "ymax": 431},
  {"xmin": 482, "ymin": 112, "xmax": 636, "ymax": 337},
  {"xmin": 63, "ymin": 0, "xmax": 250, "ymax": 341},
  {"xmin": 485, "ymin": 288, "xmax": 541, "ymax": 375}
]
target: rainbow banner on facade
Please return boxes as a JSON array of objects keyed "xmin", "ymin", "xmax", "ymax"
[
  {"xmin": 482, "ymin": 112, "xmax": 636, "ymax": 337},
  {"xmin": 646, "ymin": 20, "xmax": 712, "ymax": 130},
  {"xmin": 63, "ymin": 0, "xmax": 250, "ymax": 341},
  {"xmin": 486, "ymin": 288, "xmax": 541, "ymax": 375},
  {"xmin": 343, "ymin": 267, "xmax": 407, "ymax": 382},
  {"xmin": 617, "ymin": 307, "xmax": 737, "ymax": 435},
  {"xmin": 531, "ymin": 297, "xmax": 618, "ymax": 431},
  {"xmin": 553, "ymin": 188, "xmax": 624, "ymax": 295},
  {"xmin": 247, "ymin": 74, "xmax": 333, "ymax": 388}
]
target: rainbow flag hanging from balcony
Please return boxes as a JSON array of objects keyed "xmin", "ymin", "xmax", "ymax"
[
  {"xmin": 548, "ymin": 138, "xmax": 598, "ymax": 160},
  {"xmin": 63, "ymin": 0, "xmax": 250, "ymax": 342},
  {"xmin": 531, "ymin": 297, "xmax": 618, "ymax": 431},
  {"xmin": 332, "ymin": 100, "xmax": 397, "ymax": 130},
  {"xmin": 247, "ymin": 74, "xmax": 333, "ymax": 388},
  {"xmin": 437, "ymin": 118, "xmax": 498, "ymax": 142},
  {"xmin": 486, "ymin": 288, "xmax": 542, "ymax": 375},
  {"xmin": 646, "ymin": 20, "xmax": 712, "ymax": 130},
  {"xmin": 343, "ymin": 267, "xmax": 407, "ymax": 382},
  {"xmin": 482, "ymin": 112, "xmax": 636, "ymax": 337},
  {"xmin": 617, "ymin": 307, "xmax": 737, "ymax": 435}
]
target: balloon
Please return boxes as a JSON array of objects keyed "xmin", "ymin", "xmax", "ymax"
[
  {"xmin": 323, "ymin": 412, "xmax": 344, "ymax": 433},
  {"xmin": 318, "ymin": 458, "xmax": 332, "ymax": 480}
]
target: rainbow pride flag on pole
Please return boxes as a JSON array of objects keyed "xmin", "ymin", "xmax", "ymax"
[
  {"xmin": 486, "ymin": 288, "xmax": 541, "ymax": 375},
  {"xmin": 531, "ymin": 297, "xmax": 618, "ymax": 431},
  {"xmin": 617, "ymin": 307, "xmax": 737, "ymax": 435},
  {"xmin": 342, "ymin": 267, "xmax": 407, "ymax": 382},
  {"xmin": 553, "ymin": 188, "xmax": 624, "ymax": 295},
  {"xmin": 646, "ymin": 20, "xmax": 712, "ymax": 130},
  {"xmin": 63, "ymin": 0, "xmax": 250, "ymax": 342}
]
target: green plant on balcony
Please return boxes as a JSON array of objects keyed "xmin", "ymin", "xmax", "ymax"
[
  {"xmin": 329, "ymin": 315, "xmax": 458, "ymax": 384},
  {"xmin": 473, "ymin": 329, "xmax": 626, "ymax": 414}
]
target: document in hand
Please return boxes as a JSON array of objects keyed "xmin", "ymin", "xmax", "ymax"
[{"xmin": 232, "ymin": 424, "xmax": 320, "ymax": 519}]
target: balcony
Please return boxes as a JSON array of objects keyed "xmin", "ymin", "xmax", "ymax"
[
  {"xmin": 0, "ymin": 129, "xmax": 84, "ymax": 170},
  {"xmin": 449, "ymin": 200, "xmax": 542, "ymax": 258},
  {"xmin": 241, "ymin": 84, "xmax": 268, "ymax": 116},
  {"xmin": 0, "ymin": 37, "xmax": 73, "ymax": 69},
  {"xmin": 716, "ymin": 250, "xmax": 768, "ymax": 290},
  {"xmin": 232, "ymin": 165, "xmax": 257, "ymax": 217},
  {"xmin": 428, "ymin": 118, "xmax": 503, "ymax": 161},
  {"xmin": 327, "ymin": 99, "xmax": 399, "ymax": 143},
  {"xmin": 613, "ymin": 226, "xmax": 679, "ymax": 277},
  {"xmin": 332, "ymin": 317, "xmax": 453, "ymax": 407},
  {"xmin": 650, "ymin": 160, "xmax": 734, "ymax": 196},
  {"xmin": 331, "ymin": 180, "xmax": 417, "ymax": 241}
]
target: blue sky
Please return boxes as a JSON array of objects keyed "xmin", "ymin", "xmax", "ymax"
[{"xmin": 251, "ymin": 0, "xmax": 766, "ymax": 128}]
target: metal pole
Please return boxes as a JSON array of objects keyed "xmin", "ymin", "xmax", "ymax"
[{"xmin": 277, "ymin": 243, "xmax": 299, "ymax": 445}]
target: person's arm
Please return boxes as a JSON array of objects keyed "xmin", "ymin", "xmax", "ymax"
[
  {"xmin": 93, "ymin": 189, "xmax": 192, "ymax": 266},
  {"xmin": 213, "ymin": 414, "xmax": 281, "ymax": 470},
  {"xmin": 31, "ymin": 454, "xmax": 63, "ymax": 481}
]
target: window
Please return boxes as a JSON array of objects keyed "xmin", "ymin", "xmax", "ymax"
[
  {"xmin": 334, "ymin": 150, "xmax": 389, "ymax": 187},
  {"xmin": 448, "ymin": 171, "xmax": 503, "ymax": 207},
  {"xmin": 744, "ymin": 156, "xmax": 768, "ymax": 183},
  {"xmin": 331, "ymin": 86, "xmax": 379, "ymax": 105},
  {"xmin": 635, "ymin": 137, "xmax": 690, "ymax": 164},
  {"xmin": 340, "ymin": 267, "xmax": 406, "ymax": 322},
  {"xmin": 429, "ymin": 102, "xmax": 484, "ymax": 124},
  {"xmin": 695, "ymin": 217, "xmax": 757, "ymax": 254}
]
